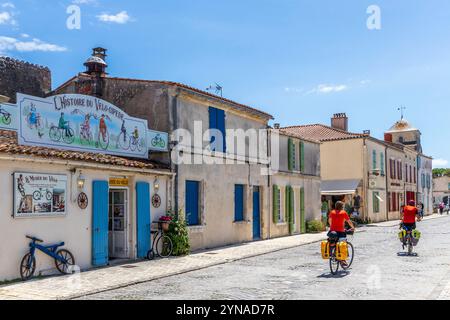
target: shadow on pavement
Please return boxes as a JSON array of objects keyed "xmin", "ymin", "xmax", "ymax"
[
  {"xmin": 397, "ymin": 252, "xmax": 419, "ymax": 257},
  {"xmin": 317, "ymin": 270, "xmax": 350, "ymax": 279}
]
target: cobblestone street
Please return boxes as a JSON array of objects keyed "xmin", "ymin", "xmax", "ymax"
[{"xmin": 80, "ymin": 215, "xmax": 450, "ymax": 300}]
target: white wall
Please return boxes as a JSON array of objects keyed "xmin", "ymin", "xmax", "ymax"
[{"xmin": 0, "ymin": 159, "xmax": 169, "ymax": 281}]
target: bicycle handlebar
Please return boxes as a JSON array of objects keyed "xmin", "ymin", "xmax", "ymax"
[{"xmin": 26, "ymin": 236, "xmax": 43, "ymax": 243}]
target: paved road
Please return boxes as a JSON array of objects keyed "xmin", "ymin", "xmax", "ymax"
[{"xmin": 79, "ymin": 216, "xmax": 450, "ymax": 300}]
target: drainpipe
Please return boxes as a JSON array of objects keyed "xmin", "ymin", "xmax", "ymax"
[
  {"xmin": 267, "ymin": 128, "xmax": 271, "ymax": 239},
  {"xmin": 362, "ymin": 138, "xmax": 368, "ymax": 222},
  {"xmin": 171, "ymin": 89, "xmax": 180, "ymax": 216},
  {"xmin": 385, "ymin": 145, "xmax": 389, "ymax": 221}
]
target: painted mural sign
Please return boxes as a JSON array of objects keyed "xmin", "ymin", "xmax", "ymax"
[
  {"xmin": 17, "ymin": 93, "xmax": 149, "ymax": 159},
  {"xmin": 147, "ymin": 129, "xmax": 169, "ymax": 152},
  {"xmin": 13, "ymin": 172, "xmax": 67, "ymax": 218},
  {"xmin": 0, "ymin": 103, "xmax": 18, "ymax": 131}
]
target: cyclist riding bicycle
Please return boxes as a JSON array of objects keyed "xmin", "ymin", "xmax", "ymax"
[
  {"xmin": 120, "ymin": 120, "xmax": 127, "ymax": 141},
  {"xmin": 99, "ymin": 114, "xmax": 107, "ymax": 142},
  {"xmin": 133, "ymin": 126, "xmax": 139, "ymax": 140},
  {"xmin": 328, "ymin": 201, "xmax": 355, "ymax": 267},
  {"xmin": 58, "ymin": 113, "xmax": 72, "ymax": 137},
  {"xmin": 400, "ymin": 200, "xmax": 421, "ymax": 232}
]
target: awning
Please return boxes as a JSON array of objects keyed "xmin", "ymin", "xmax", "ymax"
[{"xmin": 321, "ymin": 179, "xmax": 361, "ymax": 196}]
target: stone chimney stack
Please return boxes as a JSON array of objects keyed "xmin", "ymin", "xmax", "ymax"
[
  {"xmin": 331, "ymin": 113, "xmax": 348, "ymax": 131},
  {"xmin": 84, "ymin": 47, "xmax": 108, "ymax": 77}
]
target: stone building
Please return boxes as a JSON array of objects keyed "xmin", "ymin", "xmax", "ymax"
[
  {"xmin": 269, "ymin": 129, "xmax": 321, "ymax": 237},
  {"xmin": 433, "ymin": 176, "xmax": 450, "ymax": 207},
  {"xmin": 280, "ymin": 114, "xmax": 389, "ymax": 223},
  {"xmin": 54, "ymin": 48, "xmax": 275, "ymax": 250},
  {"xmin": 0, "ymin": 56, "xmax": 51, "ymax": 103}
]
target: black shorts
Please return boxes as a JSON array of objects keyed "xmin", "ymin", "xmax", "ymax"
[{"xmin": 402, "ymin": 222, "xmax": 416, "ymax": 230}]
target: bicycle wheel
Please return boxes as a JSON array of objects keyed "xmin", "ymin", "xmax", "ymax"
[
  {"xmin": 156, "ymin": 235, "xmax": 173, "ymax": 258},
  {"xmin": 20, "ymin": 253, "xmax": 36, "ymax": 281},
  {"xmin": 63, "ymin": 128, "xmax": 75, "ymax": 144},
  {"xmin": 329, "ymin": 247, "xmax": 340, "ymax": 275},
  {"xmin": 49, "ymin": 127, "xmax": 61, "ymax": 142},
  {"xmin": 33, "ymin": 191, "xmax": 41, "ymax": 201},
  {"xmin": 46, "ymin": 191, "xmax": 53, "ymax": 201},
  {"xmin": 55, "ymin": 249, "xmax": 75, "ymax": 274},
  {"xmin": 147, "ymin": 249, "xmax": 155, "ymax": 260},
  {"xmin": 2, "ymin": 114, "xmax": 11, "ymax": 125},
  {"xmin": 407, "ymin": 238, "xmax": 413, "ymax": 255},
  {"xmin": 342, "ymin": 242, "xmax": 354, "ymax": 269},
  {"xmin": 118, "ymin": 132, "xmax": 130, "ymax": 150},
  {"xmin": 98, "ymin": 131, "xmax": 109, "ymax": 150},
  {"xmin": 137, "ymin": 138, "xmax": 145, "ymax": 152}
]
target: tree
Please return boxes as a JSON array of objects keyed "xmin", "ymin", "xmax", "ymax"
[{"xmin": 433, "ymin": 168, "xmax": 450, "ymax": 178}]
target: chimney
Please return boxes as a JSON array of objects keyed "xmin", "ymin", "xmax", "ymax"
[
  {"xmin": 331, "ymin": 113, "xmax": 348, "ymax": 131},
  {"xmin": 93, "ymin": 47, "xmax": 107, "ymax": 61},
  {"xmin": 384, "ymin": 133, "xmax": 393, "ymax": 142},
  {"xmin": 273, "ymin": 123, "xmax": 280, "ymax": 129},
  {"xmin": 84, "ymin": 47, "xmax": 108, "ymax": 77}
]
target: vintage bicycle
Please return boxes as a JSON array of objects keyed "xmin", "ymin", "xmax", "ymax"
[
  {"xmin": 49, "ymin": 122, "xmax": 75, "ymax": 144},
  {"xmin": 151, "ymin": 134, "xmax": 166, "ymax": 149},
  {"xmin": 20, "ymin": 236, "xmax": 75, "ymax": 281},
  {"xmin": 0, "ymin": 106, "xmax": 11, "ymax": 125},
  {"xmin": 130, "ymin": 135, "xmax": 145, "ymax": 152},
  {"xmin": 146, "ymin": 221, "xmax": 173, "ymax": 260},
  {"xmin": 33, "ymin": 188, "xmax": 53, "ymax": 201}
]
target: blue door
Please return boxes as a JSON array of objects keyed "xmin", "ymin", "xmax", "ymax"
[
  {"xmin": 253, "ymin": 187, "xmax": 261, "ymax": 239},
  {"xmin": 136, "ymin": 182, "xmax": 151, "ymax": 258},
  {"xmin": 185, "ymin": 181, "xmax": 199, "ymax": 226},
  {"xmin": 92, "ymin": 181, "xmax": 109, "ymax": 266}
]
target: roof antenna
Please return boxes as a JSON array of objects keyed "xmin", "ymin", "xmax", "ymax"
[
  {"xmin": 397, "ymin": 106, "xmax": 406, "ymax": 120},
  {"xmin": 206, "ymin": 83, "xmax": 223, "ymax": 97}
]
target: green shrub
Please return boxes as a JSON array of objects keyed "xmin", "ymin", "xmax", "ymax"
[
  {"xmin": 306, "ymin": 220, "xmax": 325, "ymax": 233},
  {"xmin": 166, "ymin": 210, "xmax": 190, "ymax": 256}
]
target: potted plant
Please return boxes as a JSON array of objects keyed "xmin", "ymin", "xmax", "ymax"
[{"xmin": 159, "ymin": 214, "xmax": 172, "ymax": 232}]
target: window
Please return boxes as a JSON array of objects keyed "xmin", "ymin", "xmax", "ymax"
[
  {"xmin": 185, "ymin": 180, "xmax": 200, "ymax": 226},
  {"xmin": 208, "ymin": 107, "xmax": 226, "ymax": 153},
  {"xmin": 380, "ymin": 153, "xmax": 385, "ymax": 176},
  {"xmin": 373, "ymin": 192, "xmax": 380, "ymax": 213},
  {"xmin": 234, "ymin": 184, "xmax": 245, "ymax": 222}
]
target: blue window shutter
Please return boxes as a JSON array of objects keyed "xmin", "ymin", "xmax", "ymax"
[
  {"xmin": 92, "ymin": 180, "xmax": 109, "ymax": 266},
  {"xmin": 216, "ymin": 108, "xmax": 226, "ymax": 153},
  {"xmin": 209, "ymin": 107, "xmax": 217, "ymax": 150},
  {"xmin": 185, "ymin": 181, "xmax": 200, "ymax": 226},
  {"xmin": 136, "ymin": 182, "xmax": 151, "ymax": 259},
  {"xmin": 234, "ymin": 185, "xmax": 244, "ymax": 222}
]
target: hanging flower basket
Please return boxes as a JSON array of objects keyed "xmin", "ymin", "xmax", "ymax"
[{"xmin": 159, "ymin": 215, "xmax": 172, "ymax": 232}]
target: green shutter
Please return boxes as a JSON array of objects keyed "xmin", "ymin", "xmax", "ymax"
[
  {"xmin": 272, "ymin": 185, "xmax": 279, "ymax": 223},
  {"xmin": 300, "ymin": 141, "xmax": 305, "ymax": 173},
  {"xmin": 288, "ymin": 138, "xmax": 294, "ymax": 171},
  {"xmin": 300, "ymin": 187, "xmax": 306, "ymax": 233},
  {"xmin": 288, "ymin": 187, "xmax": 294, "ymax": 235}
]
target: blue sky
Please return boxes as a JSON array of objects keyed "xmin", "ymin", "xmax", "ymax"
[{"xmin": 1, "ymin": 0, "xmax": 449, "ymax": 167}]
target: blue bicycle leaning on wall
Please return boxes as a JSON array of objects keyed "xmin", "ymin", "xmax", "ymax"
[{"xmin": 20, "ymin": 236, "xmax": 75, "ymax": 281}]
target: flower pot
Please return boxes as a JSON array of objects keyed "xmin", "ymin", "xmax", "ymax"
[{"xmin": 161, "ymin": 221, "xmax": 170, "ymax": 232}]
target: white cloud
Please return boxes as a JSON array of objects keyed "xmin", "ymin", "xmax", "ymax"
[
  {"xmin": 97, "ymin": 11, "xmax": 131, "ymax": 24},
  {"xmin": 0, "ymin": 36, "xmax": 67, "ymax": 53},
  {"xmin": 1, "ymin": 2, "xmax": 15, "ymax": 9},
  {"xmin": 433, "ymin": 158, "xmax": 449, "ymax": 168},
  {"xmin": 305, "ymin": 84, "xmax": 348, "ymax": 95},
  {"xmin": 72, "ymin": 0, "xmax": 98, "ymax": 5},
  {"xmin": 0, "ymin": 11, "xmax": 11, "ymax": 24}
]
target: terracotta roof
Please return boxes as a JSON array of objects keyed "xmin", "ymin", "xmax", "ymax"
[
  {"xmin": 0, "ymin": 130, "xmax": 167, "ymax": 170},
  {"xmin": 386, "ymin": 119, "xmax": 418, "ymax": 133},
  {"xmin": 280, "ymin": 124, "xmax": 369, "ymax": 142},
  {"xmin": 54, "ymin": 75, "xmax": 274, "ymax": 121}
]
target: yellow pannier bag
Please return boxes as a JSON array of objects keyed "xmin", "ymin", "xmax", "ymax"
[
  {"xmin": 398, "ymin": 230, "xmax": 407, "ymax": 242},
  {"xmin": 336, "ymin": 241, "xmax": 348, "ymax": 261},
  {"xmin": 321, "ymin": 241, "xmax": 330, "ymax": 259},
  {"xmin": 412, "ymin": 230, "xmax": 421, "ymax": 240}
]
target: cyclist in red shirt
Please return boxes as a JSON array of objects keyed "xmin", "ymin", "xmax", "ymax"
[
  {"xmin": 401, "ymin": 200, "xmax": 421, "ymax": 230},
  {"xmin": 328, "ymin": 201, "xmax": 355, "ymax": 239}
]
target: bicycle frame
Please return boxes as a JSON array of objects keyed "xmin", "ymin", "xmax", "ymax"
[{"xmin": 28, "ymin": 240, "xmax": 68, "ymax": 263}]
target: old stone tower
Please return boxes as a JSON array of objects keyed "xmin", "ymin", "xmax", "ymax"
[{"xmin": 0, "ymin": 56, "xmax": 51, "ymax": 103}]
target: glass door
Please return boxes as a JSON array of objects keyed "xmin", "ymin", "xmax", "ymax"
[{"xmin": 108, "ymin": 189, "xmax": 128, "ymax": 259}]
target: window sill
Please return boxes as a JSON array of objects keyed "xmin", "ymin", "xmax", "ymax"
[
  {"xmin": 233, "ymin": 220, "xmax": 250, "ymax": 225},
  {"xmin": 187, "ymin": 225, "xmax": 206, "ymax": 233},
  {"xmin": 275, "ymin": 222, "xmax": 287, "ymax": 226}
]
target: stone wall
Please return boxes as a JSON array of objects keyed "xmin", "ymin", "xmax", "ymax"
[{"xmin": 0, "ymin": 56, "xmax": 51, "ymax": 103}]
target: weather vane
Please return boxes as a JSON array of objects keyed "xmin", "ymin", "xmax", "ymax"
[
  {"xmin": 206, "ymin": 83, "xmax": 223, "ymax": 97},
  {"xmin": 398, "ymin": 106, "xmax": 406, "ymax": 120}
]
